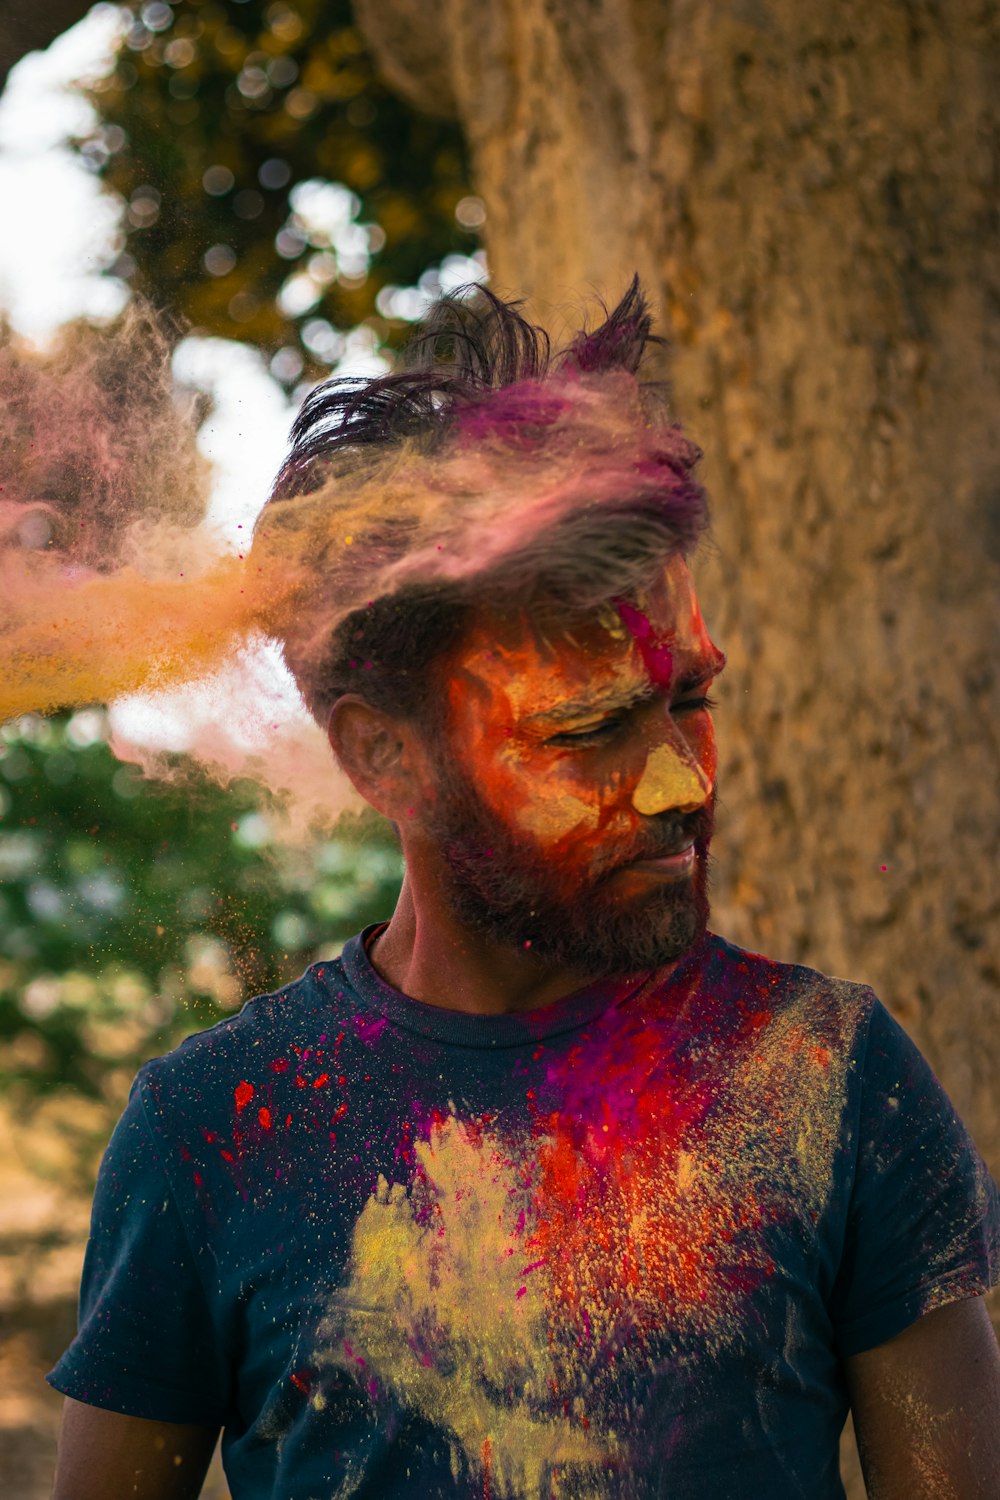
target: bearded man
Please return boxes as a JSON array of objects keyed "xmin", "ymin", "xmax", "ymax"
[{"xmin": 50, "ymin": 282, "xmax": 1000, "ymax": 1499}]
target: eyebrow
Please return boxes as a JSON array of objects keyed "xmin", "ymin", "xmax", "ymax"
[
  {"xmin": 525, "ymin": 684, "xmax": 656, "ymax": 727},
  {"xmin": 524, "ymin": 648, "xmax": 727, "ymax": 727}
]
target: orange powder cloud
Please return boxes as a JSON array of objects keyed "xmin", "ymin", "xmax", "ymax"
[
  {"xmin": 2, "ymin": 308, "xmax": 246, "ymax": 709},
  {"xmin": 0, "ymin": 310, "xmax": 347, "ymax": 831},
  {"xmin": 2, "ymin": 554, "xmax": 254, "ymax": 721}
]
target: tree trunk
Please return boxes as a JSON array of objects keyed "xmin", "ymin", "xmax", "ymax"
[{"xmin": 355, "ymin": 0, "xmax": 1000, "ymax": 1164}]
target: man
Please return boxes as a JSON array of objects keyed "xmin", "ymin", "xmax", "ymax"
[{"xmin": 49, "ymin": 282, "xmax": 1000, "ymax": 1498}]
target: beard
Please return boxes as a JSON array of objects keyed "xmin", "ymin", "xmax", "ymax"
[{"xmin": 421, "ymin": 751, "xmax": 714, "ymax": 978}]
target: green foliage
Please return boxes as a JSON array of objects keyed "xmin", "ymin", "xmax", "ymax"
[
  {"xmin": 77, "ymin": 0, "xmax": 482, "ymax": 380},
  {"xmin": 0, "ymin": 711, "xmax": 403, "ymax": 1185}
]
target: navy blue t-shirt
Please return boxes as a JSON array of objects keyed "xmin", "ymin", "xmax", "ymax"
[{"xmin": 49, "ymin": 931, "xmax": 1000, "ymax": 1498}]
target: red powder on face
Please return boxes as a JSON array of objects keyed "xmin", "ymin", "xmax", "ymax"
[{"xmin": 234, "ymin": 1080, "xmax": 254, "ymax": 1113}]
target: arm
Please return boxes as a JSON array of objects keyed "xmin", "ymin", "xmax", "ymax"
[
  {"xmin": 845, "ymin": 1297, "xmax": 1000, "ymax": 1499},
  {"xmin": 51, "ymin": 1398, "xmax": 220, "ymax": 1500}
]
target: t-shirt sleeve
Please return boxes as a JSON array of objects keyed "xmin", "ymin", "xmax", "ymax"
[
  {"xmin": 46, "ymin": 1068, "xmax": 229, "ymax": 1424},
  {"xmin": 830, "ymin": 999, "xmax": 1000, "ymax": 1357}
]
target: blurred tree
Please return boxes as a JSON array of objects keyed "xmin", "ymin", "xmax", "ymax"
[
  {"xmin": 73, "ymin": 0, "xmax": 483, "ymax": 380},
  {"xmin": 0, "ymin": 711, "xmax": 403, "ymax": 1186}
]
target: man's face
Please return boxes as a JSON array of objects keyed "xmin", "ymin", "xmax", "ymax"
[{"xmin": 421, "ymin": 556, "xmax": 726, "ymax": 977}]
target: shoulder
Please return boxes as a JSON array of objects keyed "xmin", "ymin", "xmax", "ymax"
[
  {"xmin": 697, "ymin": 931, "xmax": 880, "ymax": 1047},
  {"xmin": 135, "ymin": 956, "xmax": 353, "ymax": 1124}
]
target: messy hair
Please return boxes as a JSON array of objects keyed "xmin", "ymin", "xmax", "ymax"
[{"xmin": 254, "ymin": 277, "xmax": 708, "ymax": 727}]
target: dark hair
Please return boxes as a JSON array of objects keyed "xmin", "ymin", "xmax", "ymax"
[{"xmin": 256, "ymin": 277, "xmax": 707, "ymax": 727}]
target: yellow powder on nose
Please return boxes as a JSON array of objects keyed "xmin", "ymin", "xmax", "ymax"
[{"xmin": 632, "ymin": 743, "xmax": 710, "ymax": 816}]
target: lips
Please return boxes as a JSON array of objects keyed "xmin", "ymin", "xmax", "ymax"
[
  {"xmin": 618, "ymin": 826, "xmax": 705, "ymax": 867},
  {"xmin": 625, "ymin": 843, "xmax": 697, "ymax": 877},
  {"xmin": 629, "ymin": 839, "xmax": 696, "ymax": 862},
  {"xmin": 600, "ymin": 799, "xmax": 715, "ymax": 880},
  {"xmin": 602, "ymin": 840, "xmax": 698, "ymax": 884}
]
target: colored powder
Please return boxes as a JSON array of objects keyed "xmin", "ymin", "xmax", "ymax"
[
  {"xmin": 3, "ymin": 300, "xmax": 716, "ymax": 840},
  {"xmin": 315, "ymin": 971, "xmax": 861, "ymax": 1495},
  {"xmin": 0, "ymin": 311, "xmax": 344, "ymax": 834},
  {"xmin": 315, "ymin": 1117, "xmax": 604, "ymax": 1498},
  {"xmin": 632, "ymin": 742, "xmax": 711, "ymax": 816},
  {"xmin": 614, "ymin": 599, "xmax": 674, "ymax": 687},
  {"xmin": 2, "ymin": 306, "xmax": 707, "ymax": 836}
]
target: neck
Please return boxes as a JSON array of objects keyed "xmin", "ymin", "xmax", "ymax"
[{"xmin": 367, "ymin": 869, "xmax": 601, "ymax": 1017}]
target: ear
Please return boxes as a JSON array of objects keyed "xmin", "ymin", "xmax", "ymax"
[{"xmin": 327, "ymin": 695, "xmax": 426, "ymax": 820}]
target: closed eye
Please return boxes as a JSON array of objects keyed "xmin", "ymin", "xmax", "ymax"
[
  {"xmin": 672, "ymin": 694, "xmax": 716, "ymax": 714},
  {"xmin": 546, "ymin": 717, "xmax": 626, "ymax": 747},
  {"xmin": 546, "ymin": 694, "xmax": 716, "ymax": 746}
]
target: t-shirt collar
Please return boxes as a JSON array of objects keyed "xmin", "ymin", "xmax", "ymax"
[{"xmin": 335, "ymin": 923, "xmax": 705, "ymax": 1050}]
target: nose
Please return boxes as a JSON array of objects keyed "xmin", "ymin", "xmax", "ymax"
[{"xmin": 631, "ymin": 735, "xmax": 712, "ymax": 817}]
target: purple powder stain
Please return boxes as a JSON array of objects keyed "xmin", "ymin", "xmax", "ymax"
[
  {"xmin": 615, "ymin": 598, "xmax": 674, "ymax": 688},
  {"xmin": 353, "ymin": 1013, "xmax": 389, "ymax": 1044}
]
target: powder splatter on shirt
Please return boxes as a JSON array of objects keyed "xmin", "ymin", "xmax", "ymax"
[{"xmin": 48, "ymin": 931, "xmax": 1000, "ymax": 1499}]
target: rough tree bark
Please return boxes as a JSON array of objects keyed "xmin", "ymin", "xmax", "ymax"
[{"xmin": 354, "ymin": 3, "xmax": 1000, "ymax": 1483}]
